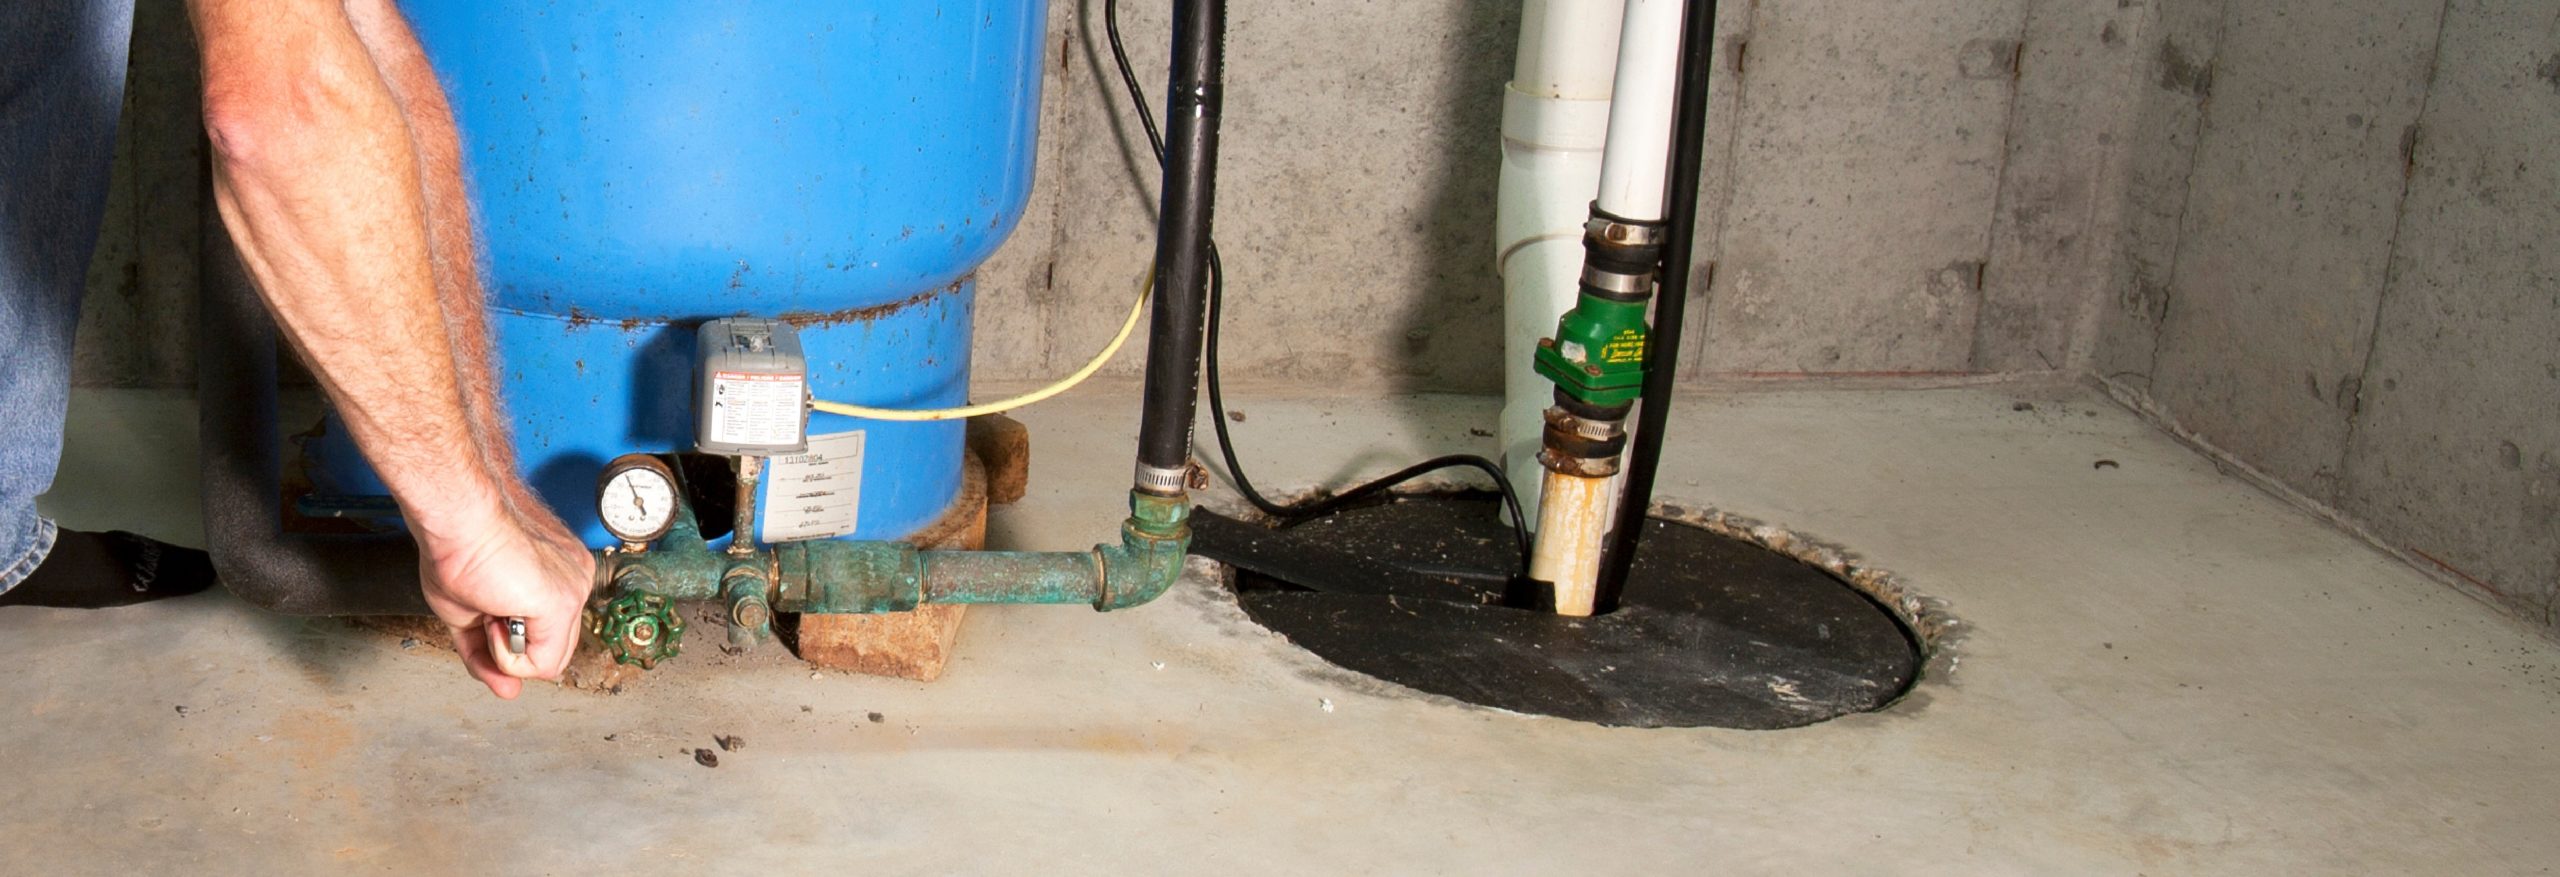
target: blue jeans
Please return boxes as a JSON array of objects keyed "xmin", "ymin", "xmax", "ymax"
[{"xmin": 0, "ymin": 0, "xmax": 136, "ymax": 594}]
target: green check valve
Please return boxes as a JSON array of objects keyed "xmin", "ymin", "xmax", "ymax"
[{"xmin": 1535, "ymin": 293, "xmax": 1650, "ymax": 407}]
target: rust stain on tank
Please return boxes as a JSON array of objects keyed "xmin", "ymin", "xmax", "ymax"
[
  {"xmin": 554, "ymin": 278, "xmax": 959, "ymax": 332},
  {"xmin": 776, "ymin": 280, "xmax": 963, "ymax": 329},
  {"xmin": 561, "ymin": 307, "xmax": 649, "ymax": 336}
]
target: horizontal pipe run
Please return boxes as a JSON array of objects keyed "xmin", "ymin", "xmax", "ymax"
[
  {"xmin": 920, "ymin": 551, "xmax": 1104, "ymax": 604},
  {"xmin": 599, "ymin": 490, "xmax": 1191, "ymax": 617}
]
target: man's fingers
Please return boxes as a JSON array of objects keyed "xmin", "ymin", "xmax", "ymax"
[
  {"xmin": 482, "ymin": 617, "xmax": 541, "ymax": 680},
  {"xmin": 450, "ymin": 623, "xmax": 523, "ymax": 699},
  {"xmin": 530, "ymin": 608, "xmax": 580, "ymax": 679},
  {"xmin": 482, "ymin": 612, "xmax": 578, "ymax": 682}
]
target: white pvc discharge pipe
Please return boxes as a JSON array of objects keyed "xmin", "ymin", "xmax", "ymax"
[
  {"xmin": 1593, "ymin": 0, "xmax": 1683, "ymax": 223},
  {"xmin": 1520, "ymin": 0, "xmax": 1688, "ymax": 615},
  {"xmin": 1496, "ymin": 0, "xmax": 1624, "ymax": 521}
]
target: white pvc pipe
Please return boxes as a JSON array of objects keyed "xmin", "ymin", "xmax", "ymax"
[
  {"xmin": 1595, "ymin": 0, "xmax": 1684, "ymax": 222},
  {"xmin": 1511, "ymin": 0, "xmax": 1626, "ymax": 96},
  {"xmin": 1496, "ymin": 0, "xmax": 1624, "ymax": 522},
  {"xmin": 1523, "ymin": 0, "xmax": 1687, "ymax": 612},
  {"xmin": 1529, "ymin": 470, "xmax": 1613, "ymax": 616}
]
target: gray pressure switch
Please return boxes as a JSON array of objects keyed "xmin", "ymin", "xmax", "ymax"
[{"xmin": 695, "ymin": 317, "xmax": 809, "ymax": 456}]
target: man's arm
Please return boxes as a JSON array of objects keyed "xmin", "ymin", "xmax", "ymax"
[
  {"xmin": 340, "ymin": 0, "xmax": 523, "ymax": 499},
  {"xmin": 188, "ymin": 0, "xmax": 592, "ymax": 698}
]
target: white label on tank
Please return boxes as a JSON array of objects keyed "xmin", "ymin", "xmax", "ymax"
[
  {"xmin": 708, "ymin": 371, "xmax": 805, "ymax": 449},
  {"xmin": 761, "ymin": 429, "xmax": 864, "ymax": 543}
]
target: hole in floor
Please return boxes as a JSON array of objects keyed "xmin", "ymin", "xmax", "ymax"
[{"xmin": 1198, "ymin": 492, "xmax": 1923, "ymax": 729}]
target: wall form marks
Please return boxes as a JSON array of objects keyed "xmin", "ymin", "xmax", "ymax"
[
  {"xmin": 1697, "ymin": 0, "xmax": 2027, "ymax": 375},
  {"xmin": 2146, "ymin": 0, "xmax": 2447, "ymax": 502},
  {"xmin": 2339, "ymin": 0, "xmax": 2560, "ymax": 625},
  {"xmin": 1974, "ymin": 0, "xmax": 2150, "ymax": 374},
  {"xmin": 1043, "ymin": 0, "xmax": 1520, "ymax": 393},
  {"xmin": 2091, "ymin": 0, "xmax": 2228, "ymax": 388},
  {"xmin": 2103, "ymin": 0, "xmax": 2560, "ymax": 630}
]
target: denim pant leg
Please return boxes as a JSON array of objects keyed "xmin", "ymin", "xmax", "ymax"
[{"xmin": 0, "ymin": 0, "xmax": 136, "ymax": 594}]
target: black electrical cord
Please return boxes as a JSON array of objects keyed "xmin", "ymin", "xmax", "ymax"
[{"xmin": 1103, "ymin": 0, "xmax": 1531, "ymax": 573}]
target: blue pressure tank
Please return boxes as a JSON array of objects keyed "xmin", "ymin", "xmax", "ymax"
[{"xmin": 313, "ymin": 2, "xmax": 1048, "ymax": 546}]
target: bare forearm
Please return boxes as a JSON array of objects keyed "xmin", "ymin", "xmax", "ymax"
[
  {"xmin": 191, "ymin": 0, "xmax": 502, "ymax": 547},
  {"xmin": 343, "ymin": 0, "xmax": 527, "ymax": 495}
]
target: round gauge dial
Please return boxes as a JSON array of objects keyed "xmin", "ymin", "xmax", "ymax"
[{"xmin": 597, "ymin": 454, "xmax": 680, "ymax": 544}]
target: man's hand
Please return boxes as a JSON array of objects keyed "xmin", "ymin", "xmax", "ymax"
[{"xmin": 415, "ymin": 502, "xmax": 597, "ymax": 699}]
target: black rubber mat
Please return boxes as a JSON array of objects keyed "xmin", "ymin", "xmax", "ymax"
[{"xmin": 1198, "ymin": 494, "xmax": 1919, "ymax": 729}]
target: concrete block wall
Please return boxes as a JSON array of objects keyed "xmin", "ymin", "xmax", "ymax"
[{"xmin": 2095, "ymin": 0, "xmax": 2560, "ymax": 627}]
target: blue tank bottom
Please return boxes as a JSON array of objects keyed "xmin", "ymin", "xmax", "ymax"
[{"xmin": 309, "ymin": 283, "xmax": 975, "ymax": 547}]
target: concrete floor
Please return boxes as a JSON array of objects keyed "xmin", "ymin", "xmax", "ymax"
[{"xmin": 8, "ymin": 381, "xmax": 2559, "ymax": 874}]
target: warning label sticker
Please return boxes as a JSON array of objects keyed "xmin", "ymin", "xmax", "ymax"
[
  {"xmin": 708, "ymin": 371, "xmax": 805, "ymax": 449},
  {"xmin": 1598, "ymin": 328, "xmax": 1647, "ymax": 365},
  {"xmin": 761, "ymin": 430, "xmax": 864, "ymax": 543}
]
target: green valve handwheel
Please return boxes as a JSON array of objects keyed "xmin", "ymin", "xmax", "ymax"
[{"xmin": 587, "ymin": 589, "xmax": 685, "ymax": 669}]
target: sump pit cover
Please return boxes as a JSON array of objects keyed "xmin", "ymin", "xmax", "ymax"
[{"xmin": 1207, "ymin": 494, "xmax": 1920, "ymax": 729}]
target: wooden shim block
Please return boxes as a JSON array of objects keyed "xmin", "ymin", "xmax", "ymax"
[
  {"xmin": 790, "ymin": 453, "xmax": 988, "ymax": 681},
  {"xmin": 791, "ymin": 603, "xmax": 971, "ymax": 682},
  {"xmin": 965, "ymin": 413, "xmax": 1030, "ymax": 506}
]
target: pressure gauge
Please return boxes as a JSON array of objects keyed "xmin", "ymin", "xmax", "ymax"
[{"xmin": 597, "ymin": 454, "xmax": 681, "ymax": 546}]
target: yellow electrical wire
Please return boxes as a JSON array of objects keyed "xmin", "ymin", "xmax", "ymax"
[{"xmin": 809, "ymin": 275, "xmax": 1151, "ymax": 422}]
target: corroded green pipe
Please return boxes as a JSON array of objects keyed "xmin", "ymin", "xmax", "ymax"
[
  {"xmin": 604, "ymin": 496, "xmax": 726, "ymax": 601},
  {"xmin": 913, "ymin": 551, "xmax": 1100, "ymax": 605},
  {"xmin": 771, "ymin": 490, "xmax": 1190, "ymax": 613},
  {"xmin": 594, "ymin": 489, "xmax": 1190, "ymax": 623}
]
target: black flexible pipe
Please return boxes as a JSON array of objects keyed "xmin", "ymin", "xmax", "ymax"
[
  {"xmin": 1104, "ymin": 0, "xmax": 1531, "ymax": 571},
  {"xmin": 1593, "ymin": 0, "xmax": 1719, "ymax": 612},
  {"xmin": 197, "ymin": 182, "xmax": 430, "ymax": 616},
  {"xmin": 1130, "ymin": 0, "xmax": 1227, "ymax": 492}
]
